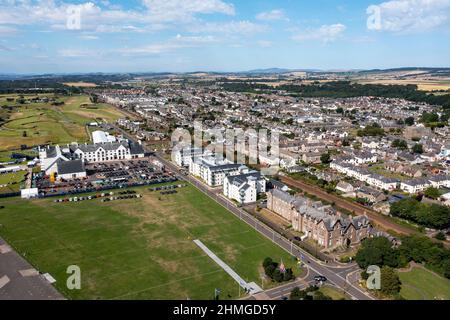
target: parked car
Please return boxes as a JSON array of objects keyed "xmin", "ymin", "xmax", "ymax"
[{"xmin": 314, "ymin": 275, "xmax": 327, "ymax": 282}]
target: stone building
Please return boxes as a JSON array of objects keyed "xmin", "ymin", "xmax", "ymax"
[{"xmin": 267, "ymin": 189, "xmax": 371, "ymax": 249}]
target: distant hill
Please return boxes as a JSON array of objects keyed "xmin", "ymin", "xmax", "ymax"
[
  {"xmin": 1, "ymin": 67, "xmax": 449, "ymax": 81},
  {"xmin": 242, "ymin": 68, "xmax": 292, "ymax": 75}
]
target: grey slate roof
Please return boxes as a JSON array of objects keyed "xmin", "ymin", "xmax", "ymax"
[
  {"xmin": 57, "ymin": 159, "xmax": 85, "ymax": 175},
  {"xmin": 270, "ymin": 189, "xmax": 371, "ymax": 232},
  {"xmin": 74, "ymin": 141, "xmax": 129, "ymax": 153},
  {"xmin": 46, "ymin": 146, "xmax": 58, "ymax": 158},
  {"xmin": 129, "ymin": 142, "xmax": 145, "ymax": 155},
  {"xmin": 227, "ymin": 171, "xmax": 262, "ymax": 187}
]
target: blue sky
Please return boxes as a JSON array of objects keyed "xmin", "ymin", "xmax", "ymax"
[{"xmin": 0, "ymin": 0, "xmax": 450, "ymax": 73}]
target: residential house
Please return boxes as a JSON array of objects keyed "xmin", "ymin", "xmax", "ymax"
[
  {"xmin": 335, "ymin": 181, "xmax": 355, "ymax": 193},
  {"xmin": 400, "ymin": 178, "xmax": 432, "ymax": 194},
  {"xmin": 267, "ymin": 189, "xmax": 371, "ymax": 249},
  {"xmin": 356, "ymin": 186, "xmax": 387, "ymax": 203}
]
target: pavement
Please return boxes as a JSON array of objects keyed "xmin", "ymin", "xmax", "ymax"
[{"xmin": 0, "ymin": 237, "xmax": 63, "ymax": 300}]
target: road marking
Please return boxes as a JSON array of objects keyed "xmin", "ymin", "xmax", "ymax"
[
  {"xmin": 0, "ymin": 275, "xmax": 10, "ymax": 289},
  {"xmin": 0, "ymin": 244, "xmax": 12, "ymax": 254},
  {"xmin": 19, "ymin": 269, "xmax": 39, "ymax": 277}
]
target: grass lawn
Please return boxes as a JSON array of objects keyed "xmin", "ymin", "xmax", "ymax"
[
  {"xmin": 319, "ymin": 285, "xmax": 349, "ymax": 300},
  {"xmin": 0, "ymin": 170, "xmax": 27, "ymax": 194},
  {"xmin": 0, "ymin": 94, "xmax": 127, "ymax": 151},
  {"xmin": 399, "ymin": 266, "xmax": 450, "ymax": 300},
  {"xmin": 0, "ymin": 149, "xmax": 38, "ymax": 162},
  {"xmin": 368, "ymin": 164, "xmax": 408, "ymax": 181},
  {"xmin": 0, "ymin": 183, "xmax": 299, "ymax": 300}
]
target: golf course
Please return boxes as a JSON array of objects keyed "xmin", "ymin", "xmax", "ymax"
[{"xmin": 0, "ymin": 94, "xmax": 127, "ymax": 151}]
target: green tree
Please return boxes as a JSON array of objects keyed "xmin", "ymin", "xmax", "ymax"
[
  {"xmin": 380, "ymin": 266, "xmax": 401, "ymax": 296},
  {"xmin": 390, "ymin": 198, "xmax": 450, "ymax": 229},
  {"xmin": 264, "ymin": 264, "xmax": 276, "ymax": 278},
  {"xmin": 289, "ymin": 287, "xmax": 303, "ymax": 300},
  {"xmin": 404, "ymin": 117, "xmax": 415, "ymax": 126},
  {"xmin": 391, "ymin": 139, "xmax": 408, "ymax": 150},
  {"xmin": 342, "ymin": 139, "xmax": 350, "ymax": 147},
  {"xmin": 421, "ymin": 112, "xmax": 440, "ymax": 124},
  {"xmin": 424, "ymin": 187, "xmax": 440, "ymax": 200},
  {"xmin": 273, "ymin": 269, "xmax": 283, "ymax": 282},
  {"xmin": 435, "ymin": 232, "xmax": 446, "ymax": 241},
  {"xmin": 263, "ymin": 257, "xmax": 273, "ymax": 269},
  {"xmin": 355, "ymin": 237, "xmax": 398, "ymax": 269},
  {"xmin": 283, "ymin": 268, "xmax": 294, "ymax": 282},
  {"xmin": 320, "ymin": 153, "xmax": 331, "ymax": 164},
  {"xmin": 357, "ymin": 124, "xmax": 385, "ymax": 137},
  {"xmin": 412, "ymin": 144, "xmax": 423, "ymax": 154}
]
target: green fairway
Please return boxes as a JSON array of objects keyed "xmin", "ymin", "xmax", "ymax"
[
  {"xmin": 399, "ymin": 266, "xmax": 450, "ymax": 300},
  {"xmin": 0, "ymin": 94, "xmax": 127, "ymax": 151},
  {"xmin": 0, "ymin": 183, "xmax": 299, "ymax": 300}
]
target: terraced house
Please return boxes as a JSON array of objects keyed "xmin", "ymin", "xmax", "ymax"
[{"xmin": 267, "ymin": 189, "xmax": 371, "ymax": 249}]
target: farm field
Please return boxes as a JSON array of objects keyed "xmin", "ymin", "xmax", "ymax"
[
  {"xmin": 0, "ymin": 183, "xmax": 299, "ymax": 300},
  {"xmin": 0, "ymin": 94, "xmax": 127, "ymax": 151},
  {"xmin": 399, "ymin": 266, "xmax": 450, "ymax": 300},
  {"xmin": 63, "ymin": 82, "xmax": 98, "ymax": 88},
  {"xmin": 357, "ymin": 79, "xmax": 450, "ymax": 92}
]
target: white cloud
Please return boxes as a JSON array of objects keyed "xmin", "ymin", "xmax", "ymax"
[
  {"xmin": 58, "ymin": 49, "xmax": 94, "ymax": 57},
  {"xmin": 142, "ymin": 0, "xmax": 235, "ymax": 21},
  {"xmin": 257, "ymin": 40, "xmax": 273, "ymax": 47},
  {"xmin": 367, "ymin": 0, "xmax": 450, "ymax": 32},
  {"xmin": 0, "ymin": 0, "xmax": 235, "ymax": 32},
  {"xmin": 79, "ymin": 35, "xmax": 99, "ymax": 40},
  {"xmin": 0, "ymin": 25, "xmax": 17, "ymax": 35},
  {"xmin": 189, "ymin": 21, "xmax": 267, "ymax": 35},
  {"xmin": 256, "ymin": 9, "xmax": 288, "ymax": 21},
  {"xmin": 292, "ymin": 24, "xmax": 346, "ymax": 43},
  {"xmin": 116, "ymin": 34, "xmax": 219, "ymax": 56}
]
